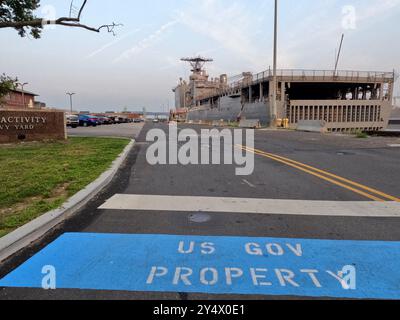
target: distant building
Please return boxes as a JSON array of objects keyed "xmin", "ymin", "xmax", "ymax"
[
  {"xmin": 102, "ymin": 112, "xmax": 144, "ymax": 120},
  {"xmin": 34, "ymin": 101, "xmax": 47, "ymax": 109},
  {"xmin": 170, "ymin": 108, "xmax": 188, "ymax": 122},
  {"xmin": 1, "ymin": 88, "xmax": 39, "ymax": 109}
]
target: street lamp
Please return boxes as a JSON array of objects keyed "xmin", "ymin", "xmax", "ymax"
[
  {"xmin": 271, "ymin": 0, "xmax": 278, "ymax": 127},
  {"xmin": 66, "ymin": 92, "xmax": 76, "ymax": 114},
  {"xmin": 17, "ymin": 82, "xmax": 29, "ymax": 109}
]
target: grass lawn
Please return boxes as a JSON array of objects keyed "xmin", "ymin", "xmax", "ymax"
[{"xmin": 0, "ymin": 137, "xmax": 130, "ymax": 238}]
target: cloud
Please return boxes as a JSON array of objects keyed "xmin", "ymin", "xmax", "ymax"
[
  {"xmin": 280, "ymin": 0, "xmax": 400, "ymax": 68},
  {"xmin": 357, "ymin": 0, "xmax": 400, "ymax": 21},
  {"xmin": 85, "ymin": 28, "xmax": 141, "ymax": 59},
  {"xmin": 113, "ymin": 20, "xmax": 178, "ymax": 63},
  {"xmin": 175, "ymin": 0, "xmax": 289, "ymax": 71}
]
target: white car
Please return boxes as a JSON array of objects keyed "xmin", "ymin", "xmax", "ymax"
[{"xmin": 66, "ymin": 114, "xmax": 79, "ymax": 128}]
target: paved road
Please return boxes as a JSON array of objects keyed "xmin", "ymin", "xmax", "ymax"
[
  {"xmin": 67, "ymin": 123, "xmax": 144, "ymax": 139},
  {"xmin": 1, "ymin": 123, "xmax": 400, "ymax": 300}
]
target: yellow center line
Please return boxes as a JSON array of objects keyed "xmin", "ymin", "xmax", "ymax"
[
  {"xmin": 236, "ymin": 145, "xmax": 387, "ymax": 202},
  {"xmin": 243, "ymin": 145, "xmax": 400, "ymax": 203}
]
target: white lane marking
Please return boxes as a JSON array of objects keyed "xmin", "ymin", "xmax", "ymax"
[
  {"xmin": 242, "ymin": 179, "xmax": 256, "ymax": 188},
  {"xmin": 388, "ymin": 144, "xmax": 400, "ymax": 148},
  {"xmin": 99, "ymin": 194, "xmax": 400, "ymax": 217}
]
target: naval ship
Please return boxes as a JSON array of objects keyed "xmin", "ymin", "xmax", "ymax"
[{"xmin": 173, "ymin": 57, "xmax": 395, "ymax": 132}]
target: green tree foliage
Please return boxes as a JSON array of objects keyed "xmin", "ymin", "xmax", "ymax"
[
  {"xmin": 0, "ymin": 0, "xmax": 121, "ymax": 38},
  {"xmin": 0, "ymin": 0, "xmax": 42, "ymax": 38},
  {"xmin": 0, "ymin": 1, "xmax": 120, "ymax": 98},
  {"xmin": 0, "ymin": 1, "xmax": 39, "ymax": 99},
  {"xmin": 0, "ymin": 74, "xmax": 18, "ymax": 105}
]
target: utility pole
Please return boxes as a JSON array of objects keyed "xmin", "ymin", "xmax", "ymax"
[
  {"xmin": 17, "ymin": 82, "xmax": 29, "ymax": 109},
  {"xmin": 66, "ymin": 92, "xmax": 76, "ymax": 114},
  {"xmin": 271, "ymin": 0, "xmax": 278, "ymax": 127}
]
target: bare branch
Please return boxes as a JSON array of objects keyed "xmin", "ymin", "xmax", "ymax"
[
  {"xmin": 77, "ymin": 0, "xmax": 88, "ymax": 20},
  {"xmin": 0, "ymin": 19, "xmax": 43, "ymax": 29},
  {"xmin": 97, "ymin": 23, "xmax": 123, "ymax": 36},
  {"xmin": 57, "ymin": 21, "xmax": 123, "ymax": 35}
]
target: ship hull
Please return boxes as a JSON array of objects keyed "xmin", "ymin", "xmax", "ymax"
[{"xmin": 187, "ymin": 96, "xmax": 271, "ymax": 125}]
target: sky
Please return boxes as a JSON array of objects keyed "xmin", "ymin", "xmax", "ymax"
[{"xmin": 1, "ymin": 0, "xmax": 400, "ymax": 112}]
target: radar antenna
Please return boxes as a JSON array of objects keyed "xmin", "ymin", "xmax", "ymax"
[{"xmin": 181, "ymin": 56, "xmax": 213, "ymax": 73}]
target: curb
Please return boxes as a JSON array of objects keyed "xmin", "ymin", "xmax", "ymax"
[{"xmin": 0, "ymin": 139, "xmax": 135, "ymax": 263}]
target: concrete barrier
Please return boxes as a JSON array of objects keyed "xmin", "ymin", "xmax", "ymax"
[
  {"xmin": 296, "ymin": 120, "xmax": 327, "ymax": 133},
  {"xmin": 239, "ymin": 119, "xmax": 261, "ymax": 129},
  {"xmin": 212, "ymin": 120, "xmax": 226, "ymax": 127}
]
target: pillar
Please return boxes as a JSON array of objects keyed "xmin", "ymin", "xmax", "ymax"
[{"xmin": 249, "ymin": 86, "xmax": 252, "ymax": 103}]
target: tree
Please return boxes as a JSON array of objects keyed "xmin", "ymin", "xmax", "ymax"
[
  {"xmin": 0, "ymin": 74, "xmax": 17, "ymax": 106},
  {"xmin": 0, "ymin": 0, "xmax": 121, "ymax": 102},
  {"xmin": 0, "ymin": 0, "xmax": 121, "ymax": 39}
]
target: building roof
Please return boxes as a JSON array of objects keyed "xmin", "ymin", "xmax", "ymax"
[{"xmin": 11, "ymin": 88, "xmax": 39, "ymax": 97}]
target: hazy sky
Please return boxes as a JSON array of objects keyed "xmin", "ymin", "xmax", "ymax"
[{"xmin": 1, "ymin": 0, "xmax": 399, "ymax": 112}]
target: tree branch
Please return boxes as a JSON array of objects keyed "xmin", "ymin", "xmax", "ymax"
[
  {"xmin": 77, "ymin": 0, "xmax": 88, "ymax": 20},
  {"xmin": 0, "ymin": 1, "xmax": 122, "ymax": 36},
  {"xmin": 57, "ymin": 21, "xmax": 122, "ymax": 35}
]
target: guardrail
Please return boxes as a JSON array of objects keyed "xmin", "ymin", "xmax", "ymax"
[
  {"xmin": 195, "ymin": 69, "xmax": 395, "ymax": 102},
  {"xmin": 230, "ymin": 69, "xmax": 394, "ymax": 88}
]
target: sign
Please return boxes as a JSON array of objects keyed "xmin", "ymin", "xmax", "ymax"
[
  {"xmin": 0, "ymin": 110, "xmax": 66, "ymax": 143},
  {"xmin": 0, "ymin": 233, "xmax": 399, "ymax": 299}
]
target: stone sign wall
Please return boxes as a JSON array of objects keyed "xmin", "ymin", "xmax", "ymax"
[{"xmin": 0, "ymin": 110, "xmax": 66, "ymax": 144}]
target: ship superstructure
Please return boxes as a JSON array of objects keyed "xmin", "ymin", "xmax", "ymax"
[{"xmin": 173, "ymin": 57, "xmax": 395, "ymax": 132}]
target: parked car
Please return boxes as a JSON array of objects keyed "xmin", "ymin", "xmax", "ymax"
[
  {"xmin": 79, "ymin": 115, "xmax": 98, "ymax": 127},
  {"xmin": 104, "ymin": 117, "xmax": 113, "ymax": 124},
  {"xmin": 108, "ymin": 116, "xmax": 121, "ymax": 124},
  {"xmin": 95, "ymin": 117, "xmax": 104, "ymax": 125},
  {"xmin": 98, "ymin": 116, "xmax": 112, "ymax": 125},
  {"xmin": 66, "ymin": 114, "xmax": 79, "ymax": 128},
  {"xmin": 133, "ymin": 118, "xmax": 142, "ymax": 123}
]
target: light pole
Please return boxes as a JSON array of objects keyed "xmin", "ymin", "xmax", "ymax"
[
  {"xmin": 66, "ymin": 92, "xmax": 76, "ymax": 114},
  {"xmin": 271, "ymin": 0, "xmax": 278, "ymax": 127},
  {"xmin": 17, "ymin": 82, "xmax": 29, "ymax": 108}
]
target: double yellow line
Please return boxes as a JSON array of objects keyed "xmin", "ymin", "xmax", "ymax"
[{"xmin": 238, "ymin": 145, "xmax": 400, "ymax": 202}]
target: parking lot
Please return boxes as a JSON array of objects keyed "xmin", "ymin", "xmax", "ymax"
[{"xmin": 67, "ymin": 123, "xmax": 145, "ymax": 139}]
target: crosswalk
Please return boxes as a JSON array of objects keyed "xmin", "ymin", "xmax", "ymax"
[{"xmin": 99, "ymin": 194, "xmax": 400, "ymax": 217}]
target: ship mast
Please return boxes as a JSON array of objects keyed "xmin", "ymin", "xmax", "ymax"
[{"xmin": 181, "ymin": 56, "xmax": 213, "ymax": 74}]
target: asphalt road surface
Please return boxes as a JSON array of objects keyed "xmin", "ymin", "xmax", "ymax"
[
  {"xmin": 1, "ymin": 123, "xmax": 400, "ymax": 300},
  {"xmin": 67, "ymin": 122, "xmax": 144, "ymax": 139}
]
